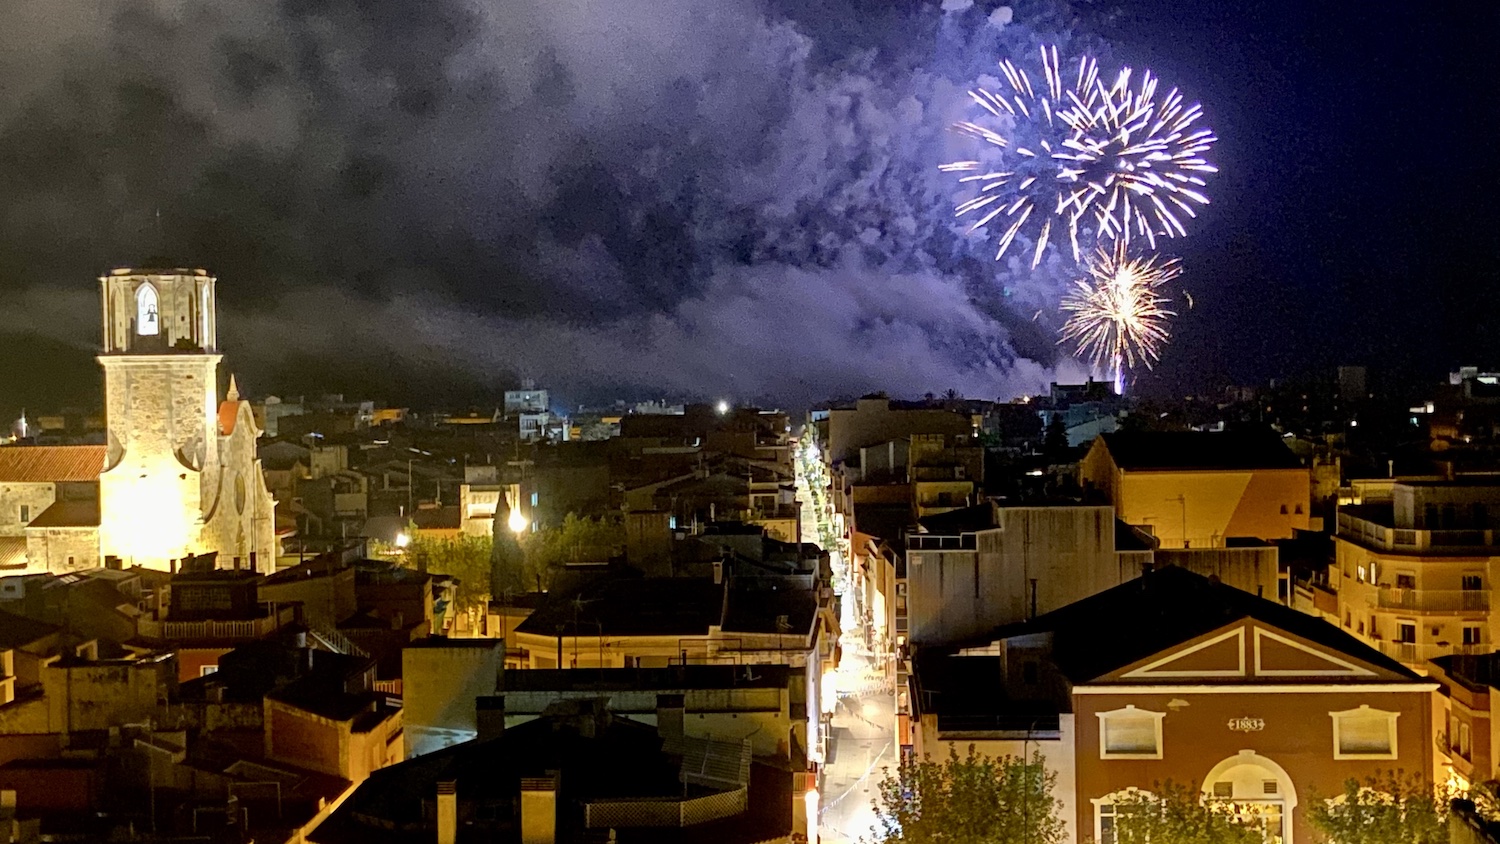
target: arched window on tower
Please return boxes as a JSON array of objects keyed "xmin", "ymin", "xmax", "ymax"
[{"xmin": 136, "ymin": 284, "xmax": 159, "ymax": 336}]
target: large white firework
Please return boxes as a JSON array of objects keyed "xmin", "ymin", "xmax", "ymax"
[
  {"xmin": 1059, "ymin": 241, "xmax": 1180, "ymax": 393},
  {"xmin": 943, "ymin": 45, "xmax": 1217, "ymax": 267}
]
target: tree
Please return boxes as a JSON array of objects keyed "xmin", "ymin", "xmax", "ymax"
[
  {"xmin": 491, "ymin": 506, "xmax": 528, "ymax": 597},
  {"xmin": 1306, "ymin": 771, "xmax": 1447, "ymax": 844},
  {"xmin": 1043, "ymin": 415, "xmax": 1069, "ymax": 458},
  {"xmin": 406, "ymin": 532, "xmax": 495, "ymax": 624},
  {"xmin": 518, "ymin": 513, "xmax": 624, "ymax": 589},
  {"xmin": 868, "ymin": 746, "xmax": 1065, "ymax": 844},
  {"xmin": 1105, "ymin": 782, "xmax": 1263, "ymax": 844}
]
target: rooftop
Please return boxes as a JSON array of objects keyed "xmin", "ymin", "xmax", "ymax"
[
  {"xmin": 1097, "ymin": 431, "xmax": 1304, "ymax": 471},
  {"xmin": 501, "ymin": 664, "xmax": 795, "ymax": 693},
  {"xmin": 517, "ymin": 577, "xmax": 724, "ymax": 638},
  {"xmin": 966, "ymin": 566, "xmax": 1416, "ymax": 684},
  {"xmin": 0, "ymin": 609, "xmax": 60, "ymax": 649},
  {"xmin": 27, "ymin": 499, "xmax": 101, "ymax": 529},
  {"xmin": 313, "ymin": 707, "xmax": 792, "ymax": 844},
  {"xmin": 0, "ymin": 445, "xmax": 106, "ymax": 483}
]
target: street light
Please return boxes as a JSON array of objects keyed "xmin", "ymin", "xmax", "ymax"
[
  {"xmin": 716, "ymin": 399, "xmax": 730, "ymax": 415},
  {"xmin": 395, "ymin": 532, "xmax": 410, "ymax": 549},
  {"xmin": 508, "ymin": 507, "xmax": 529, "ymax": 534}
]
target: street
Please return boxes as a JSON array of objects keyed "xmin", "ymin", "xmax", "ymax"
[{"xmin": 796, "ymin": 438, "xmax": 898, "ymax": 844}]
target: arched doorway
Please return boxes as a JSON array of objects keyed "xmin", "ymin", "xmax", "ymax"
[{"xmin": 1202, "ymin": 750, "xmax": 1297, "ymax": 843}]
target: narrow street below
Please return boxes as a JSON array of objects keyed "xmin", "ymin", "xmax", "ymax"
[{"xmin": 797, "ymin": 439, "xmax": 897, "ymax": 844}]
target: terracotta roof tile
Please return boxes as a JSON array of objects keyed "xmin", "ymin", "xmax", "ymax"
[
  {"xmin": 0, "ymin": 446, "xmax": 106, "ymax": 483},
  {"xmin": 218, "ymin": 401, "xmax": 240, "ymax": 436}
]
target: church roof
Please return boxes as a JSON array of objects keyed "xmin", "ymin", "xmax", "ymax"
[
  {"xmin": 0, "ymin": 446, "xmax": 105, "ymax": 482},
  {"xmin": 218, "ymin": 401, "xmax": 240, "ymax": 436}
]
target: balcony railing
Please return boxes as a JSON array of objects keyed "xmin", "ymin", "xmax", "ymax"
[
  {"xmin": 906, "ymin": 534, "xmax": 977, "ymax": 551},
  {"xmin": 138, "ymin": 606, "xmax": 296, "ymax": 641},
  {"xmin": 1339, "ymin": 512, "xmax": 1499, "ymax": 553},
  {"xmin": 1373, "ymin": 588, "xmax": 1489, "ymax": 612},
  {"xmin": 1376, "ymin": 639, "xmax": 1489, "ymax": 664}
]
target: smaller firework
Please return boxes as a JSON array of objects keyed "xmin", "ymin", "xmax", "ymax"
[{"xmin": 1059, "ymin": 242, "xmax": 1180, "ymax": 393}]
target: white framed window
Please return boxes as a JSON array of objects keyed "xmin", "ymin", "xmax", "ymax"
[
  {"xmin": 200, "ymin": 665, "xmax": 218, "ymax": 677},
  {"xmin": 1098, "ymin": 705, "xmax": 1165, "ymax": 759},
  {"xmin": 1330, "ymin": 705, "xmax": 1399, "ymax": 760}
]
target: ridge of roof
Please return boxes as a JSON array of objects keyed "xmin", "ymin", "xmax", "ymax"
[
  {"xmin": 1098, "ymin": 431, "xmax": 1303, "ymax": 471},
  {"xmin": 968, "ymin": 567, "xmax": 1416, "ymax": 683}
]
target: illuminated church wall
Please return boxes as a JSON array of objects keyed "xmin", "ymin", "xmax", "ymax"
[{"xmin": 93, "ymin": 268, "xmax": 277, "ymax": 572}]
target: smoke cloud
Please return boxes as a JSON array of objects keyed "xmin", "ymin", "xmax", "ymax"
[{"xmin": 0, "ymin": 0, "xmax": 1111, "ymax": 409}]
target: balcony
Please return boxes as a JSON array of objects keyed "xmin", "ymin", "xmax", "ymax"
[
  {"xmin": 1373, "ymin": 588, "xmax": 1489, "ymax": 613},
  {"xmin": 906, "ymin": 534, "xmax": 977, "ymax": 551},
  {"xmin": 138, "ymin": 605, "xmax": 296, "ymax": 641},
  {"xmin": 1376, "ymin": 639, "xmax": 1489, "ymax": 664},
  {"xmin": 1338, "ymin": 512, "xmax": 1499, "ymax": 554}
]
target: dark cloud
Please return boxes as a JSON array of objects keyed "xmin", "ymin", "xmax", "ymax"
[{"xmin": 0, "ymin": 0, "xmax": 1112, "ymax": 410}]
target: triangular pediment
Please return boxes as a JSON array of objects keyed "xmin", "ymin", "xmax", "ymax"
[
  {"xmin": 1250, "ymin": 627, "xmax": 1378, "ymax": 678},
  {"xmin": 1096, "ymin": 619, "xmax": 1408, "ymax": 684},
  {"xmin": 1118, "ymin": 625, "xmax": 1247, "ymax": 680}
]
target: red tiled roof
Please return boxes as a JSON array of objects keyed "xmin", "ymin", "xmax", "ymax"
[
  {"xmin": 0, "ymin": 538, "xmax": 26, "ymax": 569},
  {"xmin": 0, "ymin": 446, "xmax": 106, "ymax": 483},
  {"xmin": 219, "ymin": 401, "xmax": 241, "ymax": 436}
]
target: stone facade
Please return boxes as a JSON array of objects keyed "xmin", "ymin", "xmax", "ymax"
[
  {"xmin": 92, "ymin": 268, "xmax": 277, "ymax": 572},
  {"xmin": 25, "ymin": 526, "xmax": 100, "ymax": 572},
  {"xmin": 0, "ymin": 484, "xmax": 59, "ymax": 538}
]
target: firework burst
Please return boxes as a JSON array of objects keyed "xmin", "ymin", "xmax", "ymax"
[
  {"xmin": 943, "ymin": 46, "xmax": 1217, "ymax": 267},
  {"xmin": 1059, "ymin": 242, "xmax": 1180, "ymax": 392}
]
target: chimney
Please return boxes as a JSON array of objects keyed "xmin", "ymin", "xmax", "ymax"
[
  {"xmin": 476, "ymin": 695, "xmax": 505, "ymax": 742},
  {"xmin": 656, "ymin": 693, "xmax": 684, "ymax": 741},
  {"xmin": 249, "ymin": 552, "xmax": 258, "ymax": 572},
  {"xmin": 520, "ymin": 772, "xmax": 558, "ymax": 844},
  {"xmin": 436, "ymin": 780, "xmax": 457, "ymax": 844}
]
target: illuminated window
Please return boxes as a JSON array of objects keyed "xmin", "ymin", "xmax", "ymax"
[
  {"xmin": 1357, "ymin": 565, "xmax": 1367, "ymax": 583},
  {"xmin": 1330, "ymin": 705, "xmax": 1398, "ymax": 759},
  {"xmin": 136, "ymin": 283, "xmax": 159, "ymax": 336},
  {"xmin": 1098, "ymin": 706, "xmax": 1164, "ymax": 759}
]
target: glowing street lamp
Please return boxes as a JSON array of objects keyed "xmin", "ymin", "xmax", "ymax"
[
  {"xmin": 508, "ymin": 507, "xmax": 529, "ymax": 534},
  {"xmin": 715, "ymin": 400, "xmax": 730, "ymax": 415}
]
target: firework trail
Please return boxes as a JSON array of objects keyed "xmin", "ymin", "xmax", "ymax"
[
  {"xmin": 943, "ymin": 46, "xmax": 1217, "ymax": 267},
  {"xmin": 1058, "ymin": 241, "xmax": 1180, "ymax": 393}
]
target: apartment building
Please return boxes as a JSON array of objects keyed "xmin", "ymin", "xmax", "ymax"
[{"xmin": 1333, "ymin": 479, "xmax": 1500, "ymax": 666}]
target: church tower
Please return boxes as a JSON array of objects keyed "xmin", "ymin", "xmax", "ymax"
[{"xmin": 97, "ymin": 267, "xmax": 223, "ymax": 569}]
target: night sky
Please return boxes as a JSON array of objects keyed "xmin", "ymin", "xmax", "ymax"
[{"xmin": 0, "ymin": 0, "xmax": 1495, "ymax": 418}]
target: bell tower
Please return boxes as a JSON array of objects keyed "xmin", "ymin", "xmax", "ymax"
[{"xmin": 97, "ymin": 267, "xmax": 222, "ymax": 569}]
